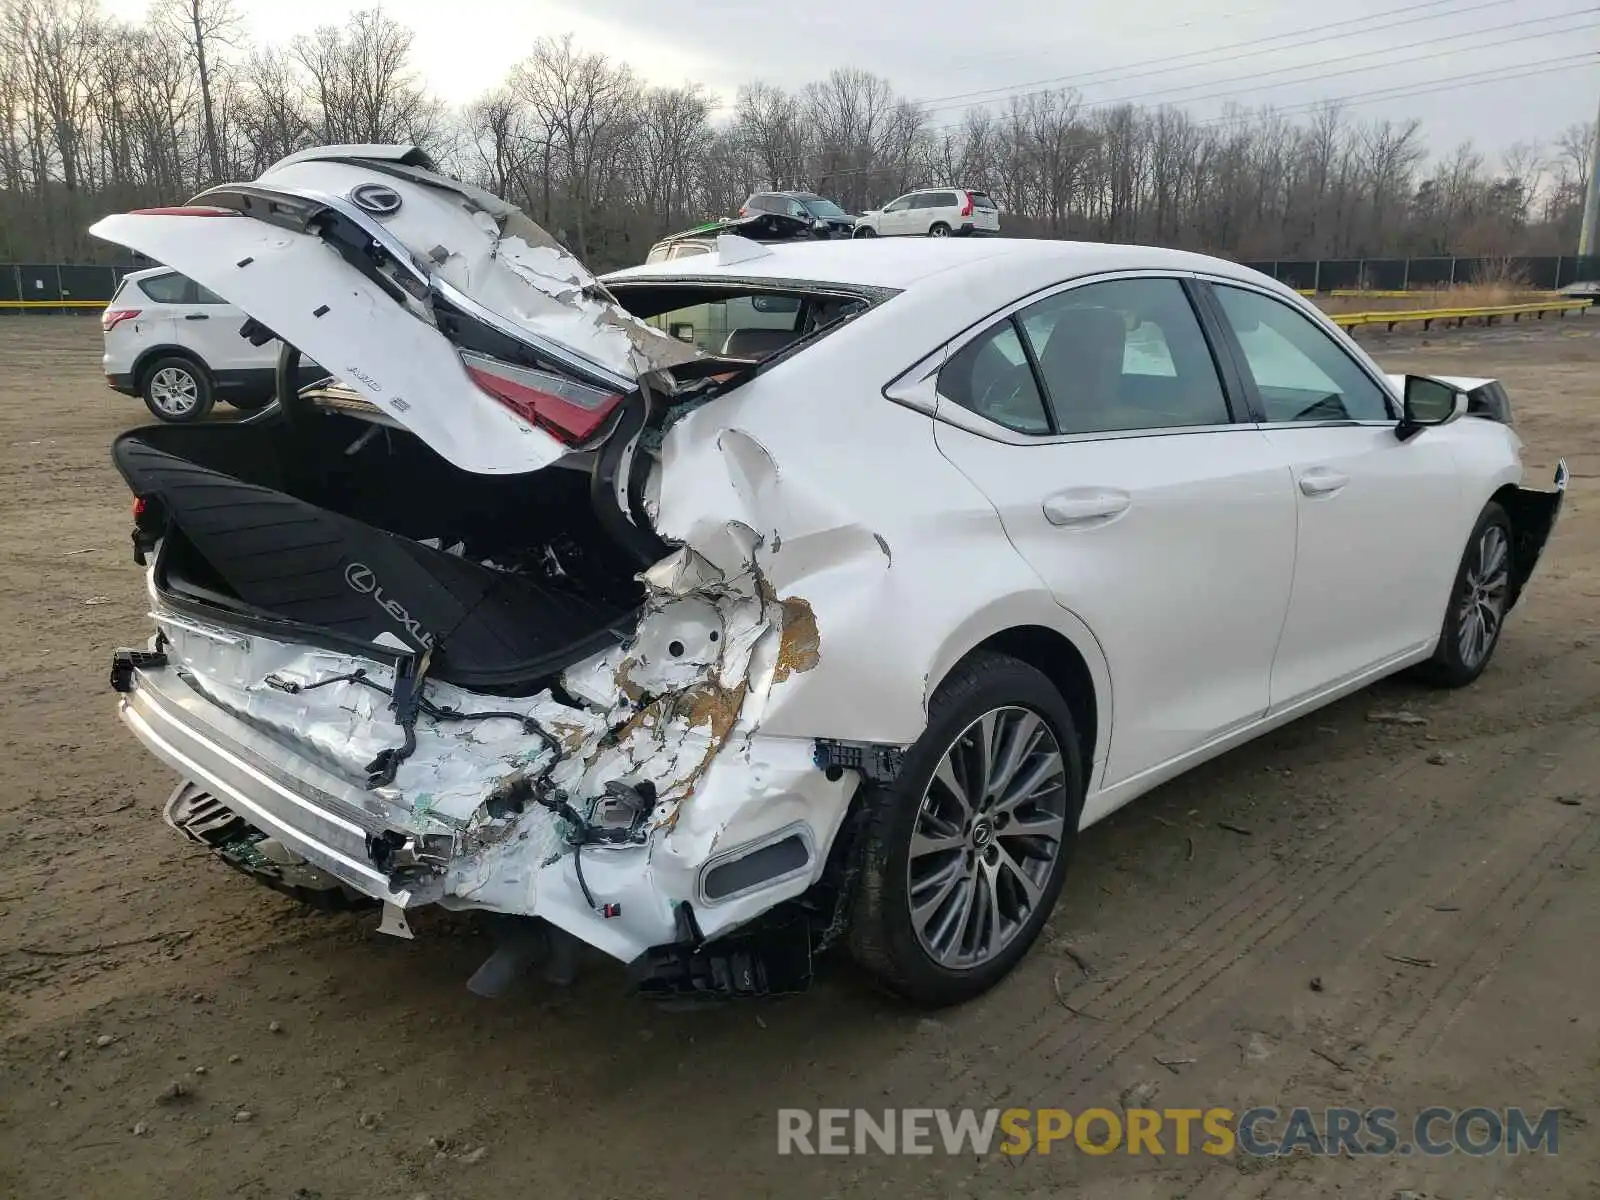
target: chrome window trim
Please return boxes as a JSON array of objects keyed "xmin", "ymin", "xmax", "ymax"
[
  {"xmin": 884, "ymin": 268, "xmax": 1256, "ymax": 447},
  {"xmin": 1189, "ymin": 272, "xmax": 1402, "ymax": 423}
]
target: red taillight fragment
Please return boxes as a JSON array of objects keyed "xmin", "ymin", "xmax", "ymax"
[
  {"xmin": 960, "ymin": 192, "xmax": 974, "ymax": 217},
  {"xmin": 132, "ymin": 497, "xmax": 147, "ymax": 518},
  {"xmin": 102, "ymin": 308, "xmax": 141, "ymax": 332},
  {"xmin": 125, "ymin": 206, "xmax": 238, "ymax": 217},
  {"xmin": 461, "ymin": 352, "xmax": 624, "ymax": 444}
]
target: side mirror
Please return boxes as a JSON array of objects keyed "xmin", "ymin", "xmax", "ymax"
[{"xmin": 1396, "ymin": 375, "xmax": 1469, "ymax": 442}]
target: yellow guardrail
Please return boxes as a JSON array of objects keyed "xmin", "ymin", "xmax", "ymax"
[
  {"xmin": 1329, "ymin": 299, "xmax": 1593, "ymax": 332},
  {"xmin": 0, "ymin": 299, "xmax": 106, "ymax": 309}
]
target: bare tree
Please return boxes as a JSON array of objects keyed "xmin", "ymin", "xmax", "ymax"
[{"xmin": 151, "ymin": 0, "xmax": 238, "ymax": 184}]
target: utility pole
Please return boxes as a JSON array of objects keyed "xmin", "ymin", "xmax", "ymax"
[{"xmin": 1579, "ymin": 95, "xmax": 1600, "ymax": 258}]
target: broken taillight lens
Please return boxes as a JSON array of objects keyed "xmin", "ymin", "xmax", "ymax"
[
  {"xmin": 461, "ymin": 351, "xmax": 624, "ymax": 444},
  {"xmin": 132, "ymin": 497, "xmax": 146, "ymax": 518},
  {"xmin": 102, "ymin": 308, "xmax": 141, "ymax": 332}
]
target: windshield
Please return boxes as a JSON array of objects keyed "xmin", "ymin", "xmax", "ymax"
[{"xmin": 801, "ymin": 197, "xmax": 850, "ymax": 219}]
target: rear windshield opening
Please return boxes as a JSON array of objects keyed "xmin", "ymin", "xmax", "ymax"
[
  {"xmin": 610, "ymin": 283, "xmax": 878, "ymax": 361},
  {"xmin": 969, "ymin": 192, "xmax": 997, "ymax": 210}
]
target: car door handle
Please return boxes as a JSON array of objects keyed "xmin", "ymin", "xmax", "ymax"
[
  {"xmin": 184, "ymin": 313, "xmax": 209, "ymax": 321},
  {"xmin": 1043, "ymin": 489, "xmax": 1131, "ymax": 527},
  {"xmin": 1298, "ymin": 467, "xmax": 1350, "ymax": 497}
]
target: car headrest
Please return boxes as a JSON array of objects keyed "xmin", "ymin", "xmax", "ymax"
[{"xmin": 720, "ymin": 327, "xmax": 799, "ymax": 358}]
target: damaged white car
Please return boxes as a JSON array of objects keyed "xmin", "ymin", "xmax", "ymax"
[{"xmin": 94, "ymin": 146, "xmax": 1567, "ymax": 1007}]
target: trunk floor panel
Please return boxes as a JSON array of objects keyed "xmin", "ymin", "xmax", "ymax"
[{"xmin": 114, "ymin": 423, "xmax": 640, "ymax": 689}]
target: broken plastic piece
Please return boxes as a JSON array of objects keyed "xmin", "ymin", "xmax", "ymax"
[
  {"xmin": 377, "ymin": 902, "xmax": 414, "ymax": 939},
  {"xmin": 813, "ymin": 739, "xmax": 906, "ymax": 785}
]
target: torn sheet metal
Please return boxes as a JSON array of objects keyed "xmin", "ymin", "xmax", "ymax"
[{"xmin": 142, "ymin": 517, "xmax": 849, "ymax": 960}]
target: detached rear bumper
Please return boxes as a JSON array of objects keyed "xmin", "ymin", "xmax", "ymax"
[
  {"xmin": 118, "ymin": 654, "xmax": 437, "ymax": 905},
  {"xmin": 115, "ymin": 645, "xmax": 858, "ymax": 966}
]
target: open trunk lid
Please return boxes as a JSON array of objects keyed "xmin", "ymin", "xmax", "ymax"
[{"xmin": 88, "ymin": 145, "xmax": 706, "ymax": 476}]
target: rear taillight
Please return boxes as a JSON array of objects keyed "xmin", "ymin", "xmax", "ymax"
[
  {"xmin": 960, "ymin": 192, "xmax": 974, "ymax": 217},
  {"xmin": 132, "ymin": 497, "xmax": 146, "ymax": 518},
  {"xmin": 462, "ymin": 352, "xmax": 624, "ymax": 445},
  {"xmin": 738, "ymin": 206, "xmax": 748, "ymax": 217},
  {"xmin": 102, "ymin": 308, "xmax": 140, "ymax": 332}
]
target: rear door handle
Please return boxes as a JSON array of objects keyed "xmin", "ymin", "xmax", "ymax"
[
  {"xmin": 1298, "ymin": 467, "xmax": 1350, "ymax": 497},
  {"xmin": 184, "ymin": 313, "xmax": 209, "ymax": 321},
  {"xmin": 1043, "ymin": 488, "xmax": 1131, "ymax": 527}
]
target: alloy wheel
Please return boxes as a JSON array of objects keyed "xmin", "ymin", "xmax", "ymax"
[
  {"xmin": 1456, "ymin": 523, "xmax": 1510, "ymax": 669},
  {"xmin": 906, "ymin": 706, "xmax": 1068, "ymax": 970},
  {"xmin": 149, "ymin": 367, "xmax": 199, "ymax": 416}
]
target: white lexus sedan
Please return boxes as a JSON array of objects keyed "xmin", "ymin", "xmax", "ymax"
[{"xmin": 91, "ymin": 147, "xmax": 1566, "ymax": 1007}]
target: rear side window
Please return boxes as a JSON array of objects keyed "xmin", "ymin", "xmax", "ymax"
[
  {"xmin": 137, "ymin": 272, "xmax": 192, "ymax": 304},
  {"xmin": 1018, "ymin": 278, "xmax": 1230, "ymax": 434},
  {"xmin": 669, "ymin": 243, "xmax": 711, "ymax": 261},
  {"xmin": 938, "ymin": 320, "xmax": 1050, "ymax": 435}
]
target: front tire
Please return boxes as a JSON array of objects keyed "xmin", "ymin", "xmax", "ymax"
[
  {"xmin": 224, "ymin": 393, "xmax": 274, "ymax": 413},
  {"xmin": 848, "ymin": 652, "xmax": 1083, "ymax": 1006},
  {"xmin": 927, "ymin": 222, "xmax": 952, "ymax": 237},
  {"xmin": 853, "ymin": 225, "xmax": 877, "ymax": 238},
  {"xmin": 1415, "ymin": 501, "xmax": 1513, "ymax": 688},
  {"xmin": 140, "ymin": 357, "xmax": 214, "ymax": 423}
]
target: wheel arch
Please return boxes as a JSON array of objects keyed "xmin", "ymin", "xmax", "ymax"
[
  {"xmin": 132, "ymin": 345, "xmax": 210, "ymax": 392},
  {"xmin": 923, "ymin": 598, "xmax": 1110, "ymax": 792}
]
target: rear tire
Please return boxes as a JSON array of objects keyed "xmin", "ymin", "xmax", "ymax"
[
  {"xmin": 848, "ymin": 652, "xmax": 1083, "ymax": 1007},
  {"xmin": 928, "ymin": 222, "xmax": 952, "ymax": 237},
  {"xmin": 140, "ymin": 356, "xmax": 214, "ymax": 423},
  {"xmin": 1413, "ymin": 501, "xmax": 1513, "ymax": 688}
]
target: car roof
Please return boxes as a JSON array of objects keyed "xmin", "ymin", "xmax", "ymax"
[{"xmin": 605, "ymin": 237, "xmax": 1281, "ymax": 295}]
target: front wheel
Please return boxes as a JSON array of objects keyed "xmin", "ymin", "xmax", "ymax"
[
  {"xmin": 848, "ymin": 652, "xmax": 1083, "ymax": 1006},
  {"xmin": 853, "ymin": 225, "xmax": 877, "ymax": 238},
  {"xmin": 1414, "ymin": 501, "xmax": 1513, "ymax": 688},
  {"xmin": 927, "ymin": 222, "xmax": 952, "ymax": 237}
]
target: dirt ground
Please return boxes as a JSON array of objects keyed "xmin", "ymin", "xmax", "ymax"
[{"xmin": 0, "ymin": 316, "xmax": 1596, "ymax": 1200}]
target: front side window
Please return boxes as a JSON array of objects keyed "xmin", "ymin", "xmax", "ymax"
[
  {"xmin": 938, "ymin": 320, "xmax": 1050, "ymax": 435},
  {"xmin": 1211, "ymin": 285, "xmax": 1392, "ymax": 423},
  {"xmin": 1017, "ymin": 278, "xmax": 1232, "ymax": 435},
  {"xmin": 884, "ymin": 197, "xmax": 912, "ymax": 212},
  {"xmin": 801, "ymin": 197, "xmax": 848, "ymax": 219}
]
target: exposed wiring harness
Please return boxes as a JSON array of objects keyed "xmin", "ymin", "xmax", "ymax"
[
  {"xmin": 263, "ymin": 660, "xmax": 558, "ymax": 789},
  {"xmin": 263, "ymin": 662, "xmax": 654, "ymax": 913}
]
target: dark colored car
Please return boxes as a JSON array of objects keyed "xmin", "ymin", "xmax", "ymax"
[{"xmin": 739, "ymin": 191, "xmax": 857, "ymax": 237}]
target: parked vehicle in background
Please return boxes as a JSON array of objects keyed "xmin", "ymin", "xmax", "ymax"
[
  {"xmin": 102, "ymin": 266, "xmax": 318, "ymax": 423},
  {"xmin": 645, "ymin": 212, "xmax": 847, "ymax": 265},
  {"xmin": 854, "ymin": 188, "xmax": 1000, "ymax": 238},
  {"xmin": 739, "ymin": 190, "xmax": 857, "ymax": 237}
]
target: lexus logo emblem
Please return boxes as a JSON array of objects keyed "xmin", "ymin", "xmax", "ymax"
[
  {"xmin": 345, "ymin": 563, "xmax": 377, "ymax": 593},
  {"xmin": 349, "ymin": 183, "xmax": 402, "ymax": 216}
]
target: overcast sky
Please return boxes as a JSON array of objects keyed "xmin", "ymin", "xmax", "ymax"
[{"xmin": 130, "ymin": 0, "xmax": 1599, "ymax": 159}]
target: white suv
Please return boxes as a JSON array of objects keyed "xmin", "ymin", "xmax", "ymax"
[
  {"xmin": 103, "ymin": 266, "xmax": 288, "ymax": 422},
  {"xmin": 854, "ymin": 188, "xmax": 1001, "ymax": 238}
]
